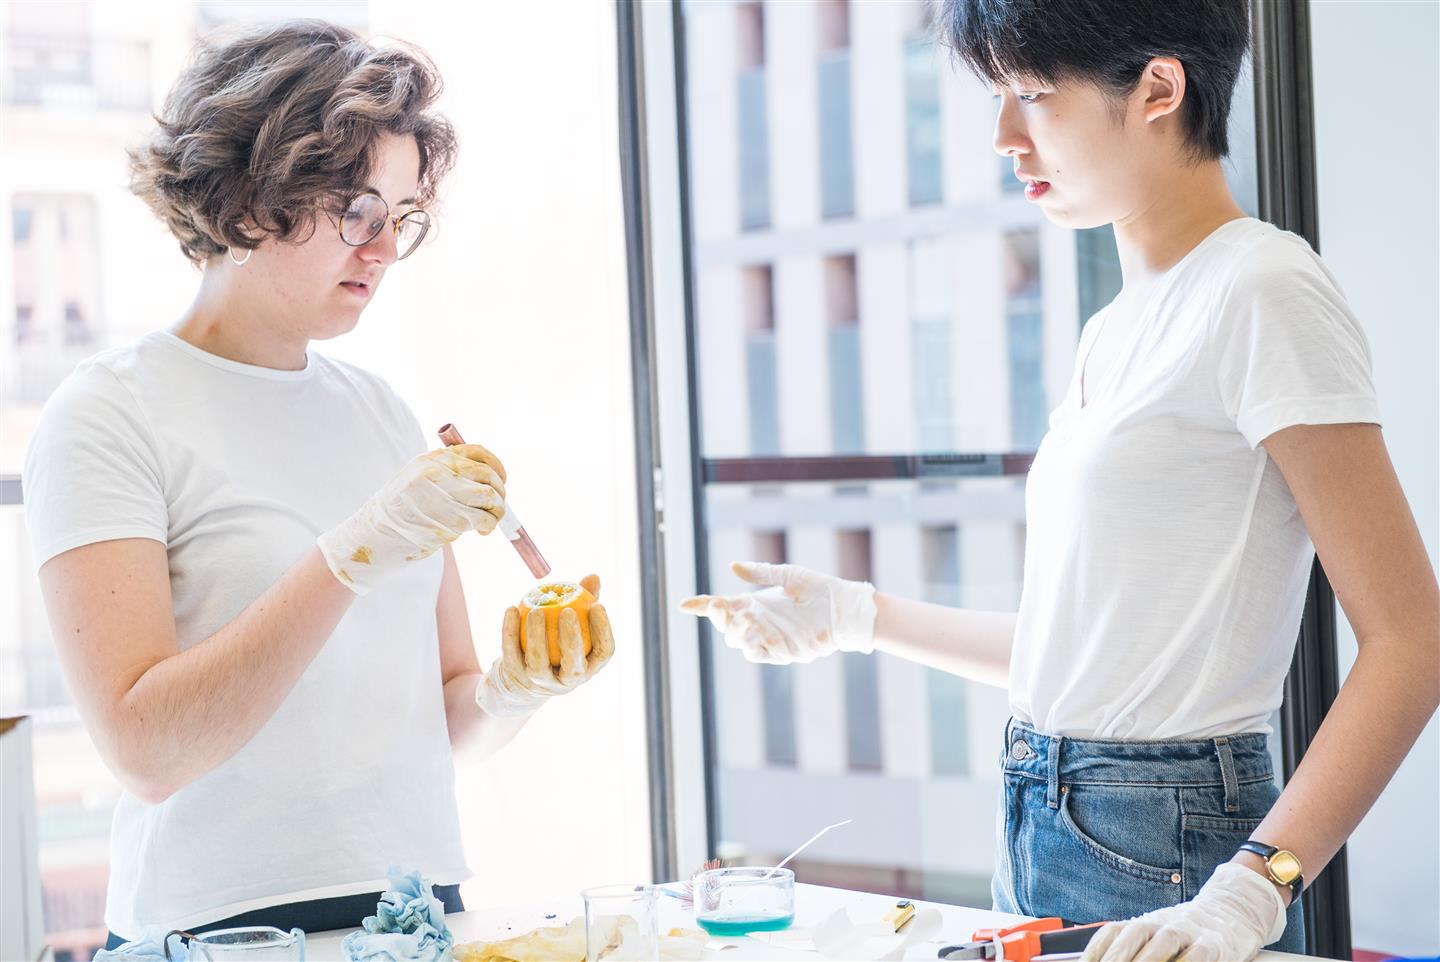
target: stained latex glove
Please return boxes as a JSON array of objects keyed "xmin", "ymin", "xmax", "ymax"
[
  {"xmin": 318, "ymin": 444, "xmax": 506, "ymax": 595},
  {"xmin": 679, "ymin": 561, "xmax": 877, "ymax": 665},
  {"xmin": 1081, "ymin": 862, "xmax": 1288, "ymax": 962},
  {"xmin": 475, "ymin": 574, "xmax": 616, "ymax": 717}
]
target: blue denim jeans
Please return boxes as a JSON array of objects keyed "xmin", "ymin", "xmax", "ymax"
[{"xmin": 992, "ymin": 718, "xmax": 1305, "ymax": 954}]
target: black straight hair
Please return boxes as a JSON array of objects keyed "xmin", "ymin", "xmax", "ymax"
[{"xmin": 936, "ymin": 0, "xmax": 1250, "ymax": 160}]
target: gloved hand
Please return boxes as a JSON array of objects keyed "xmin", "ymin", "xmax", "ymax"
[
  {"xmin": 475, "ymin": 574, "xmax": 616, "ymax": 717},
  {"xmin": 318, "ymin": 444, "xmax": 507, "ymax": 595},
  {"xmin": 1081, "ymin": 862, "xmax": 1288, "ymax": 962},
  {"xmin": 679, "ymin": 561, "xmax": 877, "ymax": 664}
]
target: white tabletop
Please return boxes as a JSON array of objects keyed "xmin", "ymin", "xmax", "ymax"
[{"xmin": 303, "ymin": 883, "xmax": 1322, "ymax": 961}]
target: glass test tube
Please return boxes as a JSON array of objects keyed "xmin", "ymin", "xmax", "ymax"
[{"xmin": 436, "ymin": 423, "xmax": 551, "ymax": 579}]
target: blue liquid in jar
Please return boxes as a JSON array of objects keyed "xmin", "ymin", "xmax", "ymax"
[{"xmin": 696, "ymin": 912, "xmax": 795, "ymax": 937}]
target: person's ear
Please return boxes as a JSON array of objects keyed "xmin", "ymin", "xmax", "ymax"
[{"xmin": 1138, "ymin": 56, "xmax": 1186, "ymax": 125}]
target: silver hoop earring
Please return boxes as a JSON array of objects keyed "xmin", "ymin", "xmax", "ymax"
[{"xmin": 227, "ymin": 246, "xmax": 252, "ymax": 266}]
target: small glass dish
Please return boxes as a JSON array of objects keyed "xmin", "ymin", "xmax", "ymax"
[
  {"xmin": 693, "ymin": 866, "xmax": 795, "ymax": 937},
  {"xmin": 165, "ymin": 926, "xmax": 305, "ymax": 961}
]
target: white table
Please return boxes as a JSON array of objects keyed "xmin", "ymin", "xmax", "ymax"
[{"xmin": 304, "ymin": 883, "xmax": 1321, "ymax": 961}]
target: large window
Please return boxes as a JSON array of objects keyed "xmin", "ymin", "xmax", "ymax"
[
  {"xmin": 816, "ymin": 0, "xmax": 854, "ymax": 219},
  {"xmin": 671, "ymin": 0, "xmax": 1263, "ymax": 905},
  {"xmin": 736, "ymin": 2, "xmax": 770, "ymax": 231},
  {"xmin": 904, "ymin": 34, "xmax": 942, "ymax": 207}
]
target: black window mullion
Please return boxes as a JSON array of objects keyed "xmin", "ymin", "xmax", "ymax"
[
  {"xmin": 1253, "ymin": 0, "xmax": 1352, "ymax": 955},
  {"xmin": 616, "ymin": 0, "xmax": 678, "ymax": 883},
  {"xmin": 670, "ymin": 0, "xmax": 722, "ymax": 865}
]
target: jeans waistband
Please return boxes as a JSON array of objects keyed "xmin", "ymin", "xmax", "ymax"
[{"xmin": 1002, "ymin": 718, "xmax": 1274, "ymax": 814}]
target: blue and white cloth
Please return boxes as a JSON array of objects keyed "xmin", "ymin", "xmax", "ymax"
[
  {"xmin": 341, "ymin": 867, "xmax": 455, "ymax": 962},
  {"xmin": 92, "ymin": 928, "xmax": 186, "ymax": 961}
]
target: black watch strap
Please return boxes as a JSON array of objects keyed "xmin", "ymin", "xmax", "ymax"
[{"xmin": 1238, "ymin": 841, "xmax": 1304, "ymax": 900}]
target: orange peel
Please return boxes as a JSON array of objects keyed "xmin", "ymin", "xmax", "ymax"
[{"xmin": 518, "ymin": 581, "xmax": 594, "ymax": 667}]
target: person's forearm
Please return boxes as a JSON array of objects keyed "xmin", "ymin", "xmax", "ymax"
[
  {"xmin": 872, "ymin": 592, "xmax": 1015, "ymax": 687},
  {"xmin": 116, "ymin": 547, "xmax": 355, "ymax": 802},
  {"xmin": 1237, "ymin": 632, "xmax": 1440, "ymax": 902},
  {"xmin": 443, "ymin": 670, "xmax": 531, "ymax": 761}
]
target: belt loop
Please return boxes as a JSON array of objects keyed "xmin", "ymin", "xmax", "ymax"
[
  {"xmin": 1215, "ymin": 737, "xmax": 1240, "ymax": 813},
  {"xmin": 1046, "ymin": 734, "xmax": 1062, "ymax": 809}
]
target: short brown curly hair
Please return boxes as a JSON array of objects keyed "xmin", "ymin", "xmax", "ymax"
[{"xmin": 129, "ymin": 19, "xmax": 457, "ymax": 265}]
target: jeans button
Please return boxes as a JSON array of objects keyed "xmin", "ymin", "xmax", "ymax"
[
  {"xmin": 1170, "ymin": 873, "xmax": 1182, "ymax": 884},
  {"xmin": 1010, "ymin": 739, "xmax": 1033, "ymax": 761}
]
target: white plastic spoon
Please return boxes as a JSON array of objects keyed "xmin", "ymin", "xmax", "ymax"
[{"xmin": 763, "ymin": 818, "xmax": 854, "ymax": 880}]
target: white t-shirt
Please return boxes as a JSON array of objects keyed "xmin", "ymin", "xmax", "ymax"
[
  {"xmin": 1010, "ymin": 217, "xmax": 1381, "ymax": 740},
  {"xmin": 22, "ymin": 331, "xmax": 471, "ymax": 937}
]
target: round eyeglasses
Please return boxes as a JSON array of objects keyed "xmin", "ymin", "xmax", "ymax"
[{"xmin": 337, "ymin": 191, "xmax": 431, "ymax": 259}]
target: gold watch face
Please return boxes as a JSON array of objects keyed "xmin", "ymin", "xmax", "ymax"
[{"xmin": 1269, "ymin": 849, "xmax": 1302, "ymax": 884}]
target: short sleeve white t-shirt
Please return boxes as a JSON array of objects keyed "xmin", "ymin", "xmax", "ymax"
[
  {"xmin": 22, "ymin": 331, "xmax": 471, "ymax": 937},
  {"xmin": 1010, "ymin": 218, "xmax": 1381, "ymax": 740}
]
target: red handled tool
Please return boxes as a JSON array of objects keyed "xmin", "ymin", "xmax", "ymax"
[{"xmin": 940, "ymin": 917, "xmax": 1108, "ymax": 961}]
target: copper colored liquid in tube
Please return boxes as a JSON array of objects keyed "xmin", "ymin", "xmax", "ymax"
[
  {"xmin": 436, "ymin": 422, "xmax": 552, "ymax": 579},
  {"xmin": 509, "ymin": 530, "xmax": 550, "ymax": 580}
]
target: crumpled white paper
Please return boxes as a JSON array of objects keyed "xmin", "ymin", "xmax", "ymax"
[
  {"xmin": 742, "ymin": 907, "xmax": 945, "ymax": 961},
  {"xmin": 455, "ymin": 916, "xmax": 710, "ymax": 962}
]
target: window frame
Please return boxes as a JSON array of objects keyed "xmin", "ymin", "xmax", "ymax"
[{"xmin": 619, "ymin": 1, "xmax": 1352, "ymax": 949}]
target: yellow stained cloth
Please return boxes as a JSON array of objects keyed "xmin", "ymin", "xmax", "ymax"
[
  {"xmin": 454, "ymin": 916, "xmax": 587, "ymax": 962},
  {"xmin": 454, "ymin": 917, "xmax": 706, "ymax": 962}
]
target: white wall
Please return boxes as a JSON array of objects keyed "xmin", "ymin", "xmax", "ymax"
[
  {"xmin": 327, "ymin": 0, "xmax": 654, "ymax": 906},
  {"xmin": 1310, "ymin": 0, "xmax": 1439, "ymax": 954}
]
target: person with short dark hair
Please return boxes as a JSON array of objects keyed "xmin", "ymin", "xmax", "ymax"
[
  {"xmin": 23, "ymin": 20, "xmax": 615, "ymax": 948},
  {"xmin": 685, "ymin": 2, "xmax": 1438, "ymax": 959}
]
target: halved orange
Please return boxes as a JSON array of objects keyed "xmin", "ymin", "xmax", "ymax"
[{"xmin": 518, "ymin": 581, "xmax": 595, "ymax": 667}]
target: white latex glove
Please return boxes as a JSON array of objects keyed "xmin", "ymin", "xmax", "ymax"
[
  {"xmin": 679, "ymin": 561, "xmax": 877, "ymax": 664},
  {"xmin": 475, "ymin": 574, "xmax": 617, "ymax": 718},
  {"xmin": 1081, "ymin": 862, "xmax": 1288, "ymax": 962},
  {"xmin": 318, "ymin": 444, "xmax": 506, "ymax": 594}
]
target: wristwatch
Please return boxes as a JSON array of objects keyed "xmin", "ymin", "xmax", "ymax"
[{"xmin": 1238, "ymin": 841, "xmax": 1304, "ymax": 901}]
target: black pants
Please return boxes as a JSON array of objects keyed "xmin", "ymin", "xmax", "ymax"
[{"xmin": 101, "ymin": 884, "xmax": 464, "ymax": 954}]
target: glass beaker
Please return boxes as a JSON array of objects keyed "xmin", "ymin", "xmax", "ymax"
[
  {"xmin": 580, "ymin": 883, "xmax": 658, "ymax": 961},
  {"xmin": 165, "ymin": 926, "xmax": 306, "ymax": 961},
  {"xmin": 693, "ymin": 866, "xmax": 795, "ymax": 936}
]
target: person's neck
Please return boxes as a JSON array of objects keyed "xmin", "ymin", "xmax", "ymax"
[
  {"xmin": 1111, "ymin": 159, "xmax": 1248, "ymax": 293},
  {"xmin": 171, "ymin": 264, "xmax": 309, "ymax": 371}
]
